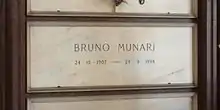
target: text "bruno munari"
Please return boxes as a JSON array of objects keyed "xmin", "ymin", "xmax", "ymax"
[{"xmin": 73, "ymin": 43, "xmax": 156, "ymax": 52}]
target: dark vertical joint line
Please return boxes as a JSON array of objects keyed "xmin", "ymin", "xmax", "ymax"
[
  {"xmin": 5, "ymin": 0, "xmax": 26, "ymax": 110},
  {"xmin": 205, "ymin": 0, "xmax": 218, "ymax": 109},
  {"xmin": 197, "ymin": 0, "xmax": 217, "ymax": 109},
  {"xmin": 212, "ymin": 0, "xmax": 218, "ymax": 109},
  {"xmin": 206, "ymin": 0, "xmax": 212, "ymax": 110},
  {"xmin": 218, "ymin": 0, "xmax": 220, "ymax": 110},
  {"xmin": 0, "ymin": 0, "xmax": 6, "ymax": 109}
]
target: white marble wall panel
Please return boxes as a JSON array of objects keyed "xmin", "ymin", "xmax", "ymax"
[
  {"xmin": 28, "ymin": 93, "xmax": 195, "ymax": 110},
  {"xmin": 115, "ymin": 0, "xmax": 195, "ymax": 15},
  {"xmin": 27, "ymin": 22, "xmax": 197, "ymax": 89},
  {"xmin": 27, "ymin": 0, "xmax": 196, "ymax": 17}
]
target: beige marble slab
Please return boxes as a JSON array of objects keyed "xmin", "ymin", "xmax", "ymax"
[
  {"xmin": 28, "ymin": 93, "xmax": 196, "ymax": 110},
  {"xmin": 27, "ymin": 0, "xmax": 196, "ymax": 17},
  {"xmin": 115, "ymin": 0, "xmax": 195, "ymax": 15},
  {"xmin": 27, "ymin": 22, "xmax": 197, "ymax": 89},
  {"xmin": 28, "ymin": 0, "xmax": 114, "ymax": 13}
]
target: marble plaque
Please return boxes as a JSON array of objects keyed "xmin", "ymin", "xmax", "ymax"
[
  {"xmin": 27, "ymin": 0, "xmax": 196, "ymax": 17},
  {"xmin": 28, "ymin": 93, "xmax": 196, "ymax": 110},
  {"xmin": 27, "ymin": 0, "xmax": 113, "ymax": 13},
  {"xmin": 116, "ymin": 0, "xmax": 195, "ymax": 15},
  {"xmin": 27, "ymin": 22, "xmax": 197, "ymax": 89}
]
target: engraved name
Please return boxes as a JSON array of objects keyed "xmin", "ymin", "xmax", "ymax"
[{"xmin": 73, "ymin": 43, "xmax": 155, "ymax": 52}]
